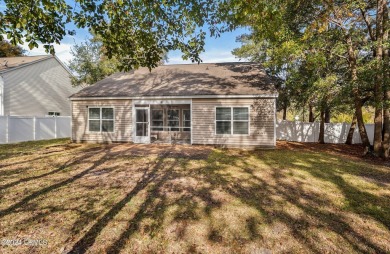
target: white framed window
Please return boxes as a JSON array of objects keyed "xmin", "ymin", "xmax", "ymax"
[
  {"xmin": 167, "ymin": 109, "xmax": 180, "ymax": 131},
  {"xmin": 215, "ymin": 107, "xmax": 249, "ymax": 135},
  {"xmin": 48, "ymin": 112, "xmax": 60, "ymax": 116},
  {"xmin": 88, "ymin": 107, "xmax": 114, "ymax": 132},
  {"xmin": 151, "ymin": 109, "xmax": 164, "ymax": 131},
  {"xmin": 182, "ymin": 109, "xmax": 191, "ymax": 132}
]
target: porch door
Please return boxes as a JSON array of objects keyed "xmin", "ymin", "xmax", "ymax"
[{"xmin": 134, "ymin": 107, "xmax": 150, "ymax": 143}]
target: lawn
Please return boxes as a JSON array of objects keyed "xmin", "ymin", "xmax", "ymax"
[{"xmin": 0, "ymin": 139, "xmax": 389, "ymax": 254}]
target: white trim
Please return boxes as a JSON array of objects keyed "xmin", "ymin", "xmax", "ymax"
[
  {"xmin": 54, "ymin": 116, "xmax": 57, "ymax": 139},
  {"xmin": 214, "ymin": 106, "xmax": 251, "ymax": 136},
  {"xmin": 33, "ymin": 117, "xmax": 36, "ymax": 141},
  {"xmin": 5, "ymin": 115, "xmax": 9, "ymax": 143},
  {"xmin": 70, "ymin": 94, "xmax": 278, "ymax": 101},
  {"xmin": 133, "ymin": 106, "xmax": 151, "ymax": 143},
  {"xmin": 182, "ymin": 108, "xmax": 191, "ymax": 133},
  {"xmin": 190, "ymin": 99, "xmax": 193, "ymax": 144},
  {"xmin": 87, "ymin": 107, "xmax": 115, "ymax": 133},
  {"xmin": 71, "ymin": 101, "xmax": 74, "ymax": 141},
  {"xmin": 133, "ymin": 99, "xmax": 192, "ymax": 105},
  {"xmin": 274, "ymin": 99, "xmax": 277, "ymax": 146}
]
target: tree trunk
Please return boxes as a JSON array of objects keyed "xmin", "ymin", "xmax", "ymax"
[
  {"xmin": 346, "ymin": 34, "xmax": 371, "ymax": 148},
  {"xmin": 373, "ymin": 0, "xmax": 386, "ymax": 155},
  {"xmin": 383, "ymin": 91, "xmax": 390, "ymax": 158},
  {"xmin": 325, "ymin": 107, "xmax": 331, "ymax": 123},
  {"xmin": 346, "ymin": 112, "xmax": 357, "ymax": 145},
  {"xmin": 282, "ymin": 105, "xmax": 287, "ymax": 120},
  {"xmin": 381, "ymin": 3, "xmax": 389, "ymax": 159},
  {"xmin": 319, "ymin": 109, "xmax": 325, "ymax": 144},
  {"xmin": 354, "ymin": 99, "xmax": 371, "ymax": 148},
  {"xmin": 309, "ymin": 104, "xmax": 314, "ymax": 122}
]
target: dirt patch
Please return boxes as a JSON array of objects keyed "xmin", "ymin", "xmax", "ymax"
[{"xmin": 104, "ymin": 143, "xmax": 213, "ymax": 160}]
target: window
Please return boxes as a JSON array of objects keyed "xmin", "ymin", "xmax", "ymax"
[
  {"xmin": 216, "ymin": 107, "xmax": 231, "ymax": 134},
  {"xmin": 88, "ymin": 107, "xmax": 114, "ymax": 132},
  {"xmin": 151, "ymin": 109, "xmax": 163, "ymax": 131},
  {"xmin": 167, "ymin": 109, "xmax": 179, "ymax": 131},
  {"xmin": 182, "ymin": 109, "xmax": 191, "ymax": 131},
  {"xmin": 48, "ymin": 112, "xmax": 60, "ymax": 116},
  {"xmin": 233, "ymin": 107, "xmax": 249, "ymax": 134},
  {"xmin": 216, "ymin": 107, "xmax": 249, "ymax": 135}
]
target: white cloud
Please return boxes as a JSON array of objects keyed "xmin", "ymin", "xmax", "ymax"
[{"xmin": 21, "ymin": 43, "xmax": 74, "ymax": 65}]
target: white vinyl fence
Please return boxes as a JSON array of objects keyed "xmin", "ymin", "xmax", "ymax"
[
  {"xmin": 276, "ymin": 120, "xmax": 374, "ymax": 145},
  {"xmin": 0, "ymin": 116, "xmax": 71, "ymax": 144}
]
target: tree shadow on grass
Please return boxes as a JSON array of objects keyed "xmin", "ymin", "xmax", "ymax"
[
  {"xmin": 175, "ymin": 149, "xmax": 389, "ymax": 253},
  {"xmin": 256, "ymin": 150, "xmax": 389, "ymax": 253},
  {"xmin": 0, "ymin": 145, "xmax": 123, "ymax": 219},
  {"xmin": 68, "ymin": 147, "xmax": 179, "ymax": 254},
  {"xmin": 4, "ymin": 144, "xmax": 387, "ymax": 253}
]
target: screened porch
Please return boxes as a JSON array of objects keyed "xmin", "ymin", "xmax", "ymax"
[{"xmin": 134, "ymin": 104, "xmax": 191, "ymax": 144}]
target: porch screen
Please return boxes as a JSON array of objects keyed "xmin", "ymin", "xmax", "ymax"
[
  {"xmin": 183, "ymin": 109, "xmax": 191, "ymax": 131},
  {"xmin": 151, "ymin": 109, "xmax": 163, "ymax": 131},
  {"xmin": 167, "ymin": 109, "xmax": 179, "ymax": 131}
]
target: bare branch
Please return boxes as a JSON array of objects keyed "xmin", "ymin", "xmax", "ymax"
[{"xmin": 359, "ymin": 8, "xmax": 375, "ymax": 41}]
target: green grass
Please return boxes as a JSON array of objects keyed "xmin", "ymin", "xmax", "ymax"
[{"xmin": 0, "ymin": 139, "xmax": 389, "ymax": 254}]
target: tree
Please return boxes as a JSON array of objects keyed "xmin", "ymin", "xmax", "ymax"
[
  {"xmin": 224, "ymin": 0, "xmax": 390, "ymax": 158},
  {"xmin": 0, "ymin": 40, "xmax": 25, "ymax": 57},
  {"xmin": 0, "ymin": 0, "xmax": 221, "ymax": 70},
  {"xmin": 68, "ymin": 37, "xmax": 120, "ymax": 87},
  {"xmin": 68, "ymin": 36, "xmax": 169, "ymax": 86}
]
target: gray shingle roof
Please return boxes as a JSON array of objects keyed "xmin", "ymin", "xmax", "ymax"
[
  {"xmin": 0, "ymin": 56, "xmax": 51, "ymax": 72},
  {"xmin": 70, "ymin": 62, "xmax": 277, "ymax": 98}
]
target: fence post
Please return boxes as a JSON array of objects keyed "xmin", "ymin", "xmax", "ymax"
[
  {"xmin": 33, "ymin": 117, "xmax": 36, "ymax": 141},
  {"xmin": 6, "ymin": 115, "xmax": 9, "ymax": 143},
  {"xmin": 54, "ymin": 116, "xmax": 57, "ymax": 139}
]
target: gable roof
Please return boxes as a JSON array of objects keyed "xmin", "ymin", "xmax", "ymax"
[
  {"xmin": 0, "ymin": 56, "xmax": 51, "ymax": 72},
  {"xmin": 70, "ymin": 62, "xmax": 277, "ymax": 99}
]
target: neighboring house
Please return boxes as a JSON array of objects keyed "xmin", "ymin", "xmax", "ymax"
[
  {"xmin": 0, "ymin": 55, "xmax": 80, "ymax": 116},
  {"xmin": 70, "ymin": 62, "xmax": 278, "ymax": 148}
]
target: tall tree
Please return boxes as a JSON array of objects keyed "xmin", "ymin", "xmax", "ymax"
[
  {"xmin": 68, "ymin": 37, "xmax": 120, "ymax": 87},
  {"xmin": 0, "ymin": 40, "xmax": 25, "ymax": 57},
  {"xmin": 223, "ymin": 0, "xmax": 390, "ymax": 157},
  {"xmin": 68, "ymin": 36, "xmax": 168, "ymax": 86}
]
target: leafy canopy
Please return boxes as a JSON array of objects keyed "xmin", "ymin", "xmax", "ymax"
[
  {"xmin": 68, "ymin": 36, "xmax": 120, "ymax": 87},
  {"xmin": 0, "ymin": 0, "xmax": 222, "ymax": 70},
  {"xmin": 0, "ymin": 40, "xmax": 26, "ymax": 57}
]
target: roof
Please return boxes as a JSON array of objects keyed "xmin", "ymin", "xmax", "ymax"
[
  {"xmin": 0, "ymin": 56, "xmax": 51, "ymax": 72},
  {"xmin": 70, "ymin": 62, "xmax": 277, "ymax": 99}
]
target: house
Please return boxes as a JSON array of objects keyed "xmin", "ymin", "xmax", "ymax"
[
  {"xmin": 0, "ymin": 55, "xmax": 80, "ymax": 116},
  {"xmin": 70, "ymin": 62, "xmax": 278, "ymax": 148}
]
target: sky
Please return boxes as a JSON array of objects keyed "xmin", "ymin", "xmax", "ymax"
[{"xmin": 20, "ymin": 27, "xmax": 249, "ymax": 66}]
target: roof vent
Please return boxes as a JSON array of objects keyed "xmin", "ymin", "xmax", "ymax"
[{"xmin": 206, "ymin": 66, "xmax": 209, "ymax": 70}]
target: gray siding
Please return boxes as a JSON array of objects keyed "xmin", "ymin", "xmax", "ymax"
[
  {"xmin": 192, "ymin": 98, "xmax": 275, "ymax": 148},
  {"xmin": 2, "ymin": 57, "xmax": 79, "ymax": 116},
  {"xmin": 72, "ymin": 99, "xmax": 132, "ymax": 142}
]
